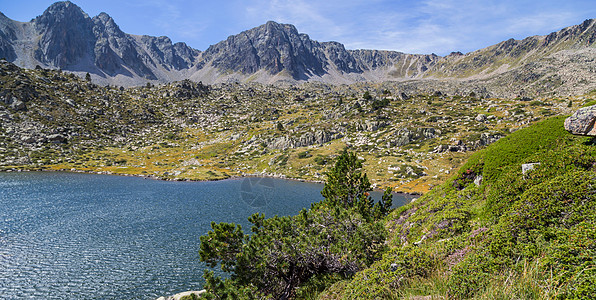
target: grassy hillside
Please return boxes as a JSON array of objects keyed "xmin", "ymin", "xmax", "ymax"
[{"xmin": 320, "ymin": 116, "xmax": 596, "ymax": 299}]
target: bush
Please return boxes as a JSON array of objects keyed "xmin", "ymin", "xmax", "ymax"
[
  {"xmin": 313, "ymin": 154, "xmax": 328, "ymax": 165},
  {"xmin": 343, "ymin": 246, "xmax": 435, "ymax": 299},
  {"xmin": 297, "ymin": 151, "xmax": 312, "ymax": 159},
  {"xmin": 447, "ymin": 250, "xmax": 499, "ymax": 298},
  {"xmin": 198, "ymin": 151, "xmax": 392, "ymax": 299}
]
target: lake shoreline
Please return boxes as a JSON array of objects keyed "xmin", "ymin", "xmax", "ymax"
[{"xmin": 0, "ymin": 167, "xmax": 420, "ymax": 195}]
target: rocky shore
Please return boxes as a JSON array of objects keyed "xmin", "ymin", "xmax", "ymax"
[{"xmin": 156, "ymin": 290, "xmax": 205, "ymax": 300}]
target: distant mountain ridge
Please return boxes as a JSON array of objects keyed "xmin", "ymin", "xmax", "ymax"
[
  {"xmin": 0, "ymin": 1, "xmax": 595, "ymax": 95},
  {"xmin": 0, "ymin": 1, "xmax": 199, "ymax": 85}
]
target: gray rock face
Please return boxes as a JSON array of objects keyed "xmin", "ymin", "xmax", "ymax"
[
  {"xmin": 0, "ymin": 13, "xmax": 17, "ymax": 61},
  {"xmin": 91, "ymin": 12, "xmax": 153, "ymax": 77},
  {"xmin": 390, "ymin": 127, "xmax": 439, "ymax": 147},
  {"xmin": 203, "ymin": 21, "xmax": 326, "ymax": 79},
  {"xmin": 268, "ymin": 130, "xmax": 343, "ymax": 150},
  {"xmin": 565, "ymin": 105, "xmax": 596, "ymax": 136},
  {"xmin": 321, "ymin": 42, "xmax": 362, "ymax": 74},
  {"xmin": 0, "ymin": 1, "xmax": 200, "ymax": 82},
  {"xmin": 33, "ymin": 1, "xmax": 95, "ymax": 68}
]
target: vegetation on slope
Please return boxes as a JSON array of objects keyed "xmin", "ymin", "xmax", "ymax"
[
  {"xmin": 320, "ymin": 116, "xmax": 596, "ymax": 299},
  {"xmin": 193, "ymin": 116, "xmax": 596, "ymax": 299}
]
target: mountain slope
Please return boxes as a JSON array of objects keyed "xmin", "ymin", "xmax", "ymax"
[
  {"xmin": 427, "ymin": 18, "xmax": 596, "ymax": 79},
  {"xmin": 321, "ymin": 116, "xmax": 596, "ymax": 299},
  {"xmin": 0, "ymin": 1, "xmax": 594, "ymax": 95},
  {"xmin": 0, "ymin": 1, "xmax": 200, "ymax": 85}
]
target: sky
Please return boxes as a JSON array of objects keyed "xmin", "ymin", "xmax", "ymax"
[{"xmin": 2, "ymin": 0, "xmax": 596, "ymax": 56}]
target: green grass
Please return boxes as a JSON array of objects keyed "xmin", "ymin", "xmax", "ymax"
[
  {"xmin": 327, "ymin": 116, "xmax": 596, "ymax": 299},
  {"xmin": 459, "ymin": 115, "xmax": 570, "ymax": 183}
]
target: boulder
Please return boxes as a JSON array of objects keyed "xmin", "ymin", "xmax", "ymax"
[
  {"xmin": 47, "ymin": 134, "xmax": 67, "ymax": 144},
  {"xmin": 474, "ymin": 175, "xmax": 483, "ymax": 186},
  {"xmin": 10, "ymin": 99, "xmax": 26, "ymax": 111},
  {"xmin": 432, "ymin": 144, "xmax": 450, "ymax": 153},
  {"xmin": 522, "ymin": 162, "xmax": 541, "ymax": 174},
  {"xmin": 156, "ymin": 290, "xmax": 206, "ymax": 300},
  {"xmin": 564, "ymin": 105, "xmax": 596, "ymax": 136}
]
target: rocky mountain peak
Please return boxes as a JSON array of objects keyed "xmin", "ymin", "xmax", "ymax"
[
  {"xmin": 33, "ymin": 1, "xmax": 94, "ymax": 68},
  {"xmin": 35, "ymin": 1, "xmax": 90, "ymax": 29},
  {"xmin": 92, "ymin": 11, "xmax": 124, "ymax": 37},
  {"xmin": 260, "ymin": 21, "xmax": 304, "ymax": 40},
  {"xmin": 203, "ymin": 20, "xmax": 326, "ymax": 79},
  {"xmin": 94, "ymin": 12, "xmax": 116, "ymax": 27}
]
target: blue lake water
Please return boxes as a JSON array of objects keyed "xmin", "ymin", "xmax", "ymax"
[{"xmin": 0, "ymin": 172, "xmax": 412, "ymax": 299}]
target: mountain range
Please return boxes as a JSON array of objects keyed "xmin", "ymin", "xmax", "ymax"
[{"xmin": 0, "ymin": 1, "xmax": 595, "ymax": 95}]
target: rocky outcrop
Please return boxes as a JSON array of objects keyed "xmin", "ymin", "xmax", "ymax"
[
  {"xmin": 354, "ymin": 120, "xmax": 389, "ymax": 132},
  {"xmin": 389, "ymin": 127, "xmax": 440, "ymax": 147},
  {"xmin": 268, "ymin": 130, "xmax": 344, "ymax": 149},
  {"xmin": 169, "ymin": 80, "xmax": 209, "ymax": 100},
  {"xmin": 564, "ymin": 105, "xmax": 596, "ymax": 136},
  {"xmin": 433, "ymin": 132, "xmax": 504, "ymax": 153},
  {"xmin": 469, "ymin": 132, "xmax": 504, "ymax": 149}
]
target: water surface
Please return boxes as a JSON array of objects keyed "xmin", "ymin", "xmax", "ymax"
[{"xmin": 0, "ymin": 172, "xmax": 411, "ymax": 299}]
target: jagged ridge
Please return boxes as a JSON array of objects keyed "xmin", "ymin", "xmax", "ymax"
[{"xmin": 0, "ymin": 1, "xmax": 594, "ymax": 94}]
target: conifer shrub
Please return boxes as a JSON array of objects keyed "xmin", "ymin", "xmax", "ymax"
[{"xmin": 198, "ymin": 151, "xmax": 393, "ymax": 299}]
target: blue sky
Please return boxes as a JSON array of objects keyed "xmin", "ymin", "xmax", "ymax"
[{"xmin": 2, "ymin": 0, "xmax": 596, "ymax": 55}]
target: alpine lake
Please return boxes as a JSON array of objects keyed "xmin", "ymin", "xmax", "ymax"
[{"xmin": 0, "ymin": 171, "xmax": 413, "ymax": 299}]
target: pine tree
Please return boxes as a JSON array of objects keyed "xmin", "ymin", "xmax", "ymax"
[{"xmin": 320, "ymin": 150, "xmax": 372, "ymax": 209}]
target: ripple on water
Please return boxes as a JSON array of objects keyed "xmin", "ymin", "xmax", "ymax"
[{"xmin": 0, "ymin": 172, "xmax": 410, "ymax": 299}]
